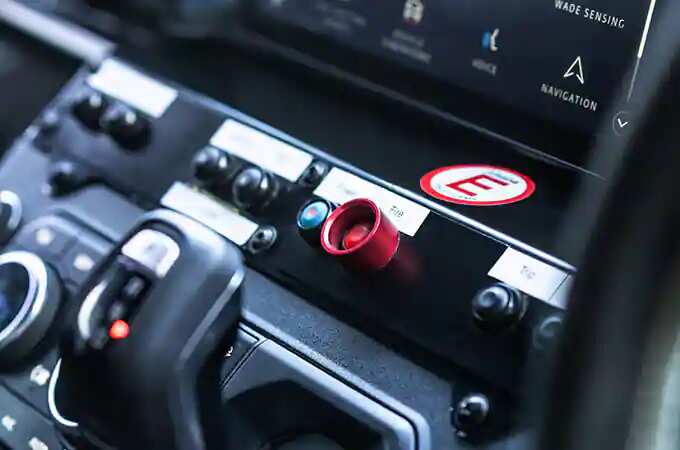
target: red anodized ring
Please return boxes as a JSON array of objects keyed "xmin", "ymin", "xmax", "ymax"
[{"xmin": 320, "ymin": 198, "xmax": 400, "ymax": 271}]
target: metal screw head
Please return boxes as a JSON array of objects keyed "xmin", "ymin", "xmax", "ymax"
[
  {"xmin": 299, "ymin": 161, "xmax": 329, "ymax": 187},
  {"xmin": 247, "ymin": 226, "xmax": 277, "ymax": 254}
]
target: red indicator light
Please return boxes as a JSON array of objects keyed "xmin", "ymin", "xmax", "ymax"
[
  {"xmin": 342, "ymin": 223, "xmax": 372, "ymax": 250},
  {"xmin": 109, "ymin": 320, "xmax": 130, "ymax": 340}
]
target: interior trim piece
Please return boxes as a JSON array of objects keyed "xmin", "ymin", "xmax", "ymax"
[
  {"xmin": 0, "ymin": 0, "xmax": 114, "ymax": 65},
  {"xmin": 223, "ymin": 339, "xmax": 427, "ymax": 450}
]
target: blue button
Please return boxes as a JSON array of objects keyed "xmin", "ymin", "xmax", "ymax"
[{"xmin": 297, "ymin": 201, "xmax": 330, "ymax": 230}]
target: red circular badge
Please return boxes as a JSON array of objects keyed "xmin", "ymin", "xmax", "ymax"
[{"xmin": 420, "ymin": 164, "xmax": 535, "ymax": 206}]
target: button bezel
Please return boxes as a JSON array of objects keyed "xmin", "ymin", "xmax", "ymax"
[
  {"xmin": 0, "ymin": 252, "xmax": 49, "ymax": 354},
  {"xmin": 0, "ymin": 191, "xmax": 22, "ymax": 245}
]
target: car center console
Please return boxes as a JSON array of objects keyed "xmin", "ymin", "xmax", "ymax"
[{"xmin": 0, "ymin": 1, "xmax": 660, "ymax": 449}]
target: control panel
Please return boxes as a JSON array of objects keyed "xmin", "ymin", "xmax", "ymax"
[{"xmin": 8, "ymin": 58, "xmax": 572, "ymax": 395}]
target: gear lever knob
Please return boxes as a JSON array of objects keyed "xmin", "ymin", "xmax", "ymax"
[{"xmin": 56, "ymin": 210, "xmax": 244, "ymax": 450}]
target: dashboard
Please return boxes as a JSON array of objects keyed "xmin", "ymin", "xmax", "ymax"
[{"xmin": 0, "ymin": 1, "xmax": 667, "ymax": 450}]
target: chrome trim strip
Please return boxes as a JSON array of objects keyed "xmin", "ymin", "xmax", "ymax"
[
  {"xmin": 47, "ymin": 359, "xmax": 79, "ymax": 428},
  {"xmin": 77, "ymin": 280, "xmax": 108, "ymax": 341},
  {"xmin": 0, "ymin": 1, "xmax": 114, "ymax": 65},
  {"xmin": 0, "ymin": 251, "xmax": 47, "ymax": 351},
  {"xmin": 0, "ymin": 191, "xmax": 22, "ymax": 239}
]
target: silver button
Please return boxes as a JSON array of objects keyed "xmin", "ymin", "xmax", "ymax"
[{"xmin": 121, "ymin": 229, "xmax": 180, "ymax": 278}]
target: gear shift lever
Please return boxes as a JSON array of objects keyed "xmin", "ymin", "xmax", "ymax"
[{"xmin": 56, "ymin": 210, "xmax": 244, "ymax": 450}]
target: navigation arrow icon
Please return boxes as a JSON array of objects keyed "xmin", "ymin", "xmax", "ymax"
[{"xmin": 563, "ymin": 56, "xmax": 585, "ymax": 85}]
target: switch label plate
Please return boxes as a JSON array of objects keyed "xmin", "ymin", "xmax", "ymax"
[
  {"xmin": 88, "ymin": 59, "xmax": 178, "ymax": 118},
  {"xmin": 210, "ymin": 120, "xmax": 313, "ymax": 182},
  {"xmin": 161, "ymin": 183, "xmax": 259, "ymax": 246},
  {"xmin": 488, "ymin": 247, "xmax": 570, "ymax": 308},
  {"xmin": 314, "ymin": 168, "xmax": 429, "ymax": 236}
]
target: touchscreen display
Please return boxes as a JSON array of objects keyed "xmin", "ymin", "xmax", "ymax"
[{"xmin": 250, "ymin": 0, "xmax": 659, "ymax": 135}]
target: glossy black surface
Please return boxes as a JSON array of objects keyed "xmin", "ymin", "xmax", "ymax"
[{"xmin": 0, "ymin": 24, "xmax": 78, "ymax": 154}]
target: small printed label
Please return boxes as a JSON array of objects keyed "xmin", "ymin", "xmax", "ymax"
[
  {"xmin": 314, "ymin": 168, "xmax": 429, "ymax": 236},
  {"xmin": 488, "ymin": 248, "xmax": 569, "ymax": 306},
  {"xmin": 420, "ymin": 164, "xmax": 535, "ymax": 206},
  {"xmin": 88, "ymin": 59, "xmax": 178, "ymax": 118},
  {"xmin": 210, "ymin": 120, "xmax": 313, "ymax": 182},
  {"xmin": 161, "ymin": 183, "xmax": 259, "ymax": 246}
]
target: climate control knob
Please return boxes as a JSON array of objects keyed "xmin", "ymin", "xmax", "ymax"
[
  {"xmin": 232, "ymin": 167, "xmax": 277, "ymax": 210},
  {"xmin": 320, "ymin": 198, "xmax": 399, "ymax": 271},
  {"xmin": 0, "ymin": 251, "xmax": 61, "ymax": 365}
]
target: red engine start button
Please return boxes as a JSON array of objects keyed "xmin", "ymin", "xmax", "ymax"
[{"xmin": 320, "ymin": 198, "xmax": 400, "ymax": 271}]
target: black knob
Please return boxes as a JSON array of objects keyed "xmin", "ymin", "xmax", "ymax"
[
  {"xmin": 471, "ymin": 283, "xmax": 527, "ymax": 332},
  {"xmin": 533, "ymin": 315, "xmax": 564, "ymax": 352},
  {"xmin": 47, "ymin": 160, "xmax": 93, "ymax": 196},
  {"xmin": 232, "ymin": 167, "xmax": 277, "ymax": 210},
  {"xmin": 452, "ymin": 393, "xmax": 491, "ymax": 438},
  {"xmin": 0, "ymin": 251, "xmax": 62, "ymax": 366},
  {"xmin": 192, "ymin": 146, "xmax": 230, "ymax": 186},
  {"xmin": 0, "ymin": 191, "xmax": 22, "ymax": 245},
  {"xmin": 72, "ymin": 91, "xmax": 108, "ymax": 130},
  {"xmin": 101, "ymin": 103, "xmax": 151, "ymax": 150},
  {"xmin": 33, "ymin": 110, "xmax": 62, "ymax": 152}
]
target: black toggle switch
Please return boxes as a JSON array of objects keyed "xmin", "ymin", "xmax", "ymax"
[
  {"xmin": 533, "ymin": 315, "xmax": 564, "ymax": 352},
  {"xmin": 72, "ymin": 90, "xmax": 108, "ymax": 131},
  {"xmin": 452, "ymin": 393, "xmax": 491, "ymax": 439},
  {"xmin": 100, "ymin": 103, "xmax": 151, "ymax": 150},
  {"xmin": 193, "ymin": 146, "xmax": 230, "ymax": 186},
  {"xmin": 33, "ymin": 109, "xmax": 62, "ymax": 152},
  {"xmin": 471, "ymin": 283, "xmax": 527, "ymax": 333},
  {"xmin": 47, "ymin": 160, "xmax": 95, "ymax": 196},
  {"xmin": 232, "ymin": 166, "xmax": 277, "ymax": 210}
]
